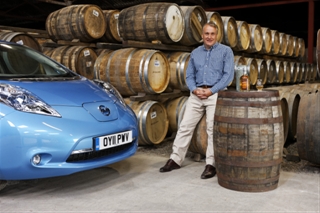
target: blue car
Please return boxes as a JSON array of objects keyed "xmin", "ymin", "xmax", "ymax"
[{"xmin": 0, "ymin": 41, "xmax": 138, "ymax": 189}]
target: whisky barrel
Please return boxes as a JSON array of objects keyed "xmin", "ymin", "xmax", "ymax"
[
  {"xmin": 275, "ymin": 60, "xmax": 285, "ymax": 84},
  {"xmin": 233, "ymin": 55, "xmax": 247, "ymax": 89},
  {"xmin": 296, "ymin": 89, "xmax": 320, "ymax": 165},
  {"xmin": 62, "ymin": 46, "xmax": 97, "ymax": 79},
  {"xmin": 270, "ymin": 30, "xmax": 280, "ymax": 55},
  {"xmin": 42, "ymin": 47, "xmax": 55, "ymax": 57},
  {"xmin": 221, "ymin": 16, "xmax": 238, "ymax": 48},
  {"xmin": 99, "ymin": 10, "xmax": 122, "ymax": 43},
  {"xmin": 118, "ymin": 3, "xmax": 184, "ymax": 44},
  {"xmin": 246, "ymin": 24, "xmax": 263, "ymax": 53},
  {"xmin": 308, "ymin": 64, "xmax": 314, "ymax": 81},
  {"xmin": 256, "ymin": 59, "xmax": 268, "ymax": 85},
  {"xmin": 214, "ymin": 90, "xmax": 283, "ymax": 192},
  {"xmin": 283, "ymin": 61, "xmax": 292, "ymax": 84},
  {"xmin": 94, "ymin": 48, "xmax": 113, "ymax": 56},
  {"xmin": 93, "ymin": 48, "xmax": 170, "ymax": 96},
  {"xmin": 298, "ymin": 38, "xmax": 306, "ymax": 58},
  {"xmin": 233, "ymin": 20, "xmax": 250, "ymax": 51},
  {"xmin": 292, "ymin": 37, "xmax": 300, "ymax": 57},
  {"xmin": 278, "ymin": 32, "xmax": 288, "ymax": 56},
  {"xmin": 45, "ymin": 5, "xmax": 106, "ymax": 42},
  {"xmin": 266, "ymin": 59, "xmax": 277, "ymax": 85},
  {"xmin": 205, "ymin": 11, "xmax": 224, "ymax": 43},
  {"xmin": 0, "ymin": 31, "xmax": 41, "ymax": 52},
  {"xmin": 303, "ymin": 63, "xmax": 310, "ymax": 82},
  {"xmin": 125, "ymin": 99, "xmax": 169, "ymax": 145},
  {"xmin": 166, "ymin": 52, "xmax": 190, "ymax": 91},
  {"xmin": 295, "ymin": 63, "xmax": 303, "ymax": 83},
  {"xmin": 298, "ymin": 63, "xmax": 306, "ymax": 83},
  {"xmin": 50, "ymin": 45, "xmax": 70, "ymax": 64},
  {"xmin": 312, "ymin": 64, "xmax": 318, "ymax": 81},
  {"xmin": 260, "ymin": 27, "xmax": 272, "ymax": 54},
  {"xmin": 278, "ymin": 86, "xmax": 300, "ymax": 144},
  {"xmin": 178, "ymin": 6, "xmax": 207, "ymax": 46},
  {"xmin": 289, "ymin": 62, "xmax": 298, "ymax": 83},
  {"xmin": 286, "ymin": 34, "xmax": 294, "ymax": 57},
  {"xmin": 189, "ymin": 113, "xmax": 207, "ymax": 156},
  {"xmin": 93, "ymin": 49, "xmax": 114, "ymax": 80},
  {"xmin": 164, "ymin": 96, "xmax": 188, "ymax": 133},
  {"xmin": 244, "ymin": 57, "xmax": 258, "ymax": 85}
]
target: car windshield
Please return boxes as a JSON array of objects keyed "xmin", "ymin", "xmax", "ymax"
[{"xmin": 0, "ymin": 43, "xmax": 77, "ymax": 79}]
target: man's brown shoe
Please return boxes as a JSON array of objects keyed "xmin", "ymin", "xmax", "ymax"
[
  {"xmin": 159, "ymin": 159, "xmax": 181, "ymax": 172},
  {"xmin": 201, "ymin": 165, "xmax": 216, "ymax": 179}
]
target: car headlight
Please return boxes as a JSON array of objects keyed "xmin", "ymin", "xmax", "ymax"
[
  {"xmin": 93, "ymin": 79, "xmax": 126, "ymax": 107},
  {"xmin": 0, "ymin": 83, "xmax": 61, "ymax": 117}
]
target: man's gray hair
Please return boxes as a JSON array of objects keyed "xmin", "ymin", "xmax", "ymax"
[{"xmin": 203, "ymin": 21, "xmax": 219, "ymax": 33}]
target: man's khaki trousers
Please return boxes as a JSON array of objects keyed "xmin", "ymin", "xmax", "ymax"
[{"xmin": 170, "ymin": 92, "xmax": 218, "ymax": 166}]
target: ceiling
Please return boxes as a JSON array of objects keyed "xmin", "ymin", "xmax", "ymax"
[{"xmin": 0, "ymin": 0, "xmax": 319, "ymax": 60}]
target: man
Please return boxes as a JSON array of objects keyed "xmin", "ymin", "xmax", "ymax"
[{"xmin": 159, "ymin": 22, "xmax": 234, "ymax": 179}]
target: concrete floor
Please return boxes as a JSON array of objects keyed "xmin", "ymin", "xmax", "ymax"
[{"xmin": 0, "ymin": 152, "xmax": 319, "ymax": 213}]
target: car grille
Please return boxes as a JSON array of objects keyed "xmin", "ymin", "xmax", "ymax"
[{"xmin": 66, "ymin": 142, "xmax": 134, "ymax": 162}]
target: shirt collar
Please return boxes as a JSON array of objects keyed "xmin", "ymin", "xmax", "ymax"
[{"xmin": 202, "ymin": 42, "xmax": 219, "ymax": 51}]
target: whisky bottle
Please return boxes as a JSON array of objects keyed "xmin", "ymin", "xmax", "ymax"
[{"xmin": 240, "ymin": 69, "xmax": 250, "ymax": 91}]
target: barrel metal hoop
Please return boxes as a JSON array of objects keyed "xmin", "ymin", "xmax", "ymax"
[
  {"xmin": 216, "ymin": 99, "xmax": 281, "ymax": 107},
  {"xmin": 215, "ymin": 157, "xmax": 282, "ymax": 168},
  {"xmin": 217, "ymin": 173, "xmax": 280, "ymax": 186},
  {"xmin": 214, "ymin": 115, "xmax": 283, "ymax": 124},
  {"xmin": 218, "ymin": 90, "xmax": 279, "ymax": 98},
  {"xmin": 140, "ymin": 50, "xmax": 156, "ymax": 94}
]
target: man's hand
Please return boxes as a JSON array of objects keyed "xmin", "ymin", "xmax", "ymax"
[{"xmin": 193, "ymin": 88, "xmax": 213, "ymax": 99}]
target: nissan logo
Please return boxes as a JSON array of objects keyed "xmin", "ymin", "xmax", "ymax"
[{"xmin": 99, "ymin": 105, "xmax": 110, "ymax": 116}]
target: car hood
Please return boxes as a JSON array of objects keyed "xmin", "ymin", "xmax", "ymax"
[{"xmin": 3, "ymin": 79, "xmax": 111, "ymax": 106}]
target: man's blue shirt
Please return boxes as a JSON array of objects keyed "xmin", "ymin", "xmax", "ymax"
[{"xmin": 186, "ymin": 42, "xmax": 234, "ymax": 94}]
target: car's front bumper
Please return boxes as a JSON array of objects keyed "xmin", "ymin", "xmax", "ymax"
[{"xmin": 0, "ymin": 105, "xmax": 138, "ymax": 180}]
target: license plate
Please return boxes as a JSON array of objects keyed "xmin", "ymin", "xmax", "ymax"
[{"xmin": 94, "ymin": 130, "xmax": 133, "ymax": 151}]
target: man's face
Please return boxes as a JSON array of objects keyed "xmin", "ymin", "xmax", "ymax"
[{"xmin": 202, "ymin": 25, "xmax": 218, "ymax": 48}]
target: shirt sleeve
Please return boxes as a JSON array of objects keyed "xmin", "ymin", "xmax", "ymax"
[
  {"xmin": 185, "ymin": 51, "xmax": 197, "ymax": 92},
  {"xmin": 210, "ymin": 47, "xmax": 234, "ymax": 94}
]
